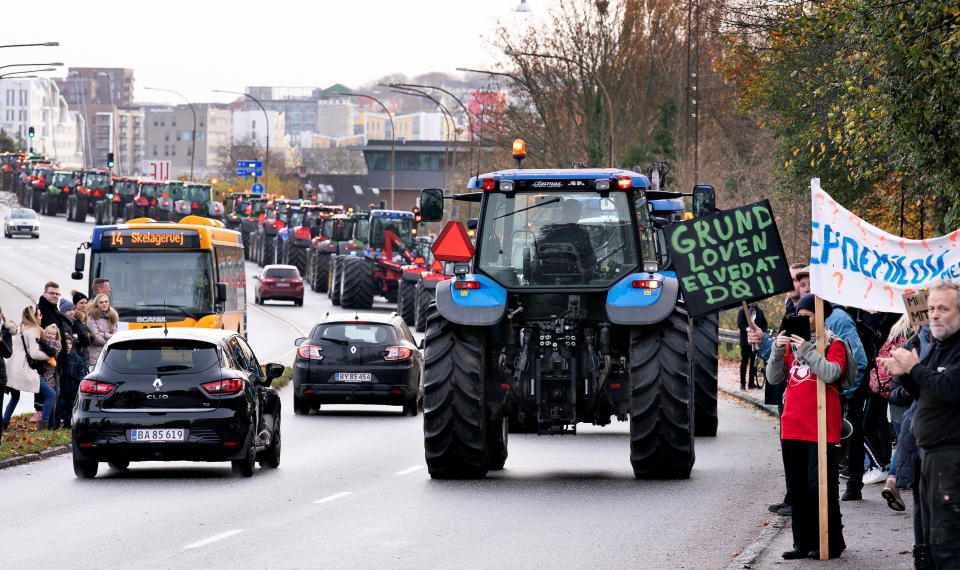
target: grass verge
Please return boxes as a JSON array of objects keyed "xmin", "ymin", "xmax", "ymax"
[
  {"xmin": 272, "ymin": 366, "xmax": 293, "ymax": 390},
  {"xmin": 0, "ymin": 414, "xmax": 71, "ymax": 461}
]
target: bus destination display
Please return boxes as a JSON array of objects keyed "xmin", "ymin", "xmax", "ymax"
[{"xmin": 101, "ymin": 229, "xmax": 201, "ymax": 249}]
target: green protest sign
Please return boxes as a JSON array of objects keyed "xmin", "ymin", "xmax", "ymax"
[{"xmin": 663, "ymin": 199, "xmax": 793, "ymax": 318}]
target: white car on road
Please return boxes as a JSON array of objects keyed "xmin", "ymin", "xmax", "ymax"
[{"xmin": 4, "ymin": 208, "xmax": 40, "ymax": 238}]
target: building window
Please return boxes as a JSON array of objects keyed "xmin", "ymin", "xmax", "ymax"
[
  {"xmin": 153, "ymin": 145, "xmax": 158, "ymax": 155},
  {"xmin": 164, "ymin": 132, "xmax": 169, "ymax": 141},
  {"xmin": 186, "ymin": 146, "xmax": 192, "ymax": 156},
  {"xmin": 19, "ymin": 90, "xmax": 26, "ymax": 106},
  {"xmin": 171, "ymin": 145, "xmax": 176, "ymax": 156},
  {"xmin": 5, "ymin": 90, "xmax": 12, "ymax": 106}
]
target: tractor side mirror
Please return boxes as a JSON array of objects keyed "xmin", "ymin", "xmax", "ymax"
[
  {"xmin": 692, "ymin": 185, "xmax": 716, "ymax": 218},
  {"xmin": 418, "ymin": 188, "xmax": 444, "ymax": 222},
  {"xmin": 467, "ymin": 218, "xmax": 478, "ymax": 230}
]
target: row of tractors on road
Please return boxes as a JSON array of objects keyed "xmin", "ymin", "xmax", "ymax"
[
  {"xmin": 0, "ymin": 152, "xmax": 223, "ymax": 224},
  {"xmin": 225, "ymin": 191, "xmax": 447, "ymax": 331}
]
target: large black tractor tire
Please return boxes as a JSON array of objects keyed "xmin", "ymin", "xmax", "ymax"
[
  {"xmin": 65, "ymin": 196, "xmax": 76, "ymax": 221},
  {"xmin": 422, "ymin": 305, "xmax": 489, "ymax": 479},
  {"xmin": 262, "ymin": 238, "xmax": 276, "ymax": 267},
  {"xmin": 340, "ymin": 257, "xmax": 375, "ymax": 310},
  {"xmin": 329, "ymin": 256, "xmax": 343, "ymax": 306},
  {"xmin": 691, "ymin": 313, "xmax": 720, "ymax": 437},
  {"xmin": 397, "ymin": 279, "xmax": 417, "ymax": 326},
  {"xmin": 414, "ymin": 285, "xmax": 434, "ymax": 333},
  {"xmin": 76, "ymin": 199, "xmax": 89, "ymax": 223},
  {"xmin": 289, "ymin": 246, "xmax": 308, "ymax": 276},
  {"xmin": 93, "ymin": 202, "xmax": 105, "ymax": 225},
  {"xmin": 38, "ymin": 193, "xmax": 49, "ymax": 216},
  {"xmin": 312, "ymin": 253, "xmax": 330, "ymax": 293},
  {"xmin": 485, "ymin": 413, "xmax": 508, "ymax": 471},
  {"xmin": 384, "ymin": 281, "xmax": 398, "ymax": 303},
  {"xmin": 123, "ymin": 203, "xmax": 134, "ymax": 222},
  {"xmin": 628, "ymin": 306, "xmax": 696, "ymax": 480}
]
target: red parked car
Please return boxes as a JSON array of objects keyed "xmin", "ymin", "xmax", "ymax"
[{"xmin": 254, "ymin": 264, "xmax": 304, "ymax": 306}]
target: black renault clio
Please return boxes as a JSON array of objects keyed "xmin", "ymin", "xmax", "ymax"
[
  {"xmin": 293, "ymin": 312, "xmax": 422, "ymax": 415},
  {"xmin": 71, "ymin": 328, "xmax": 283, "ymax": 478}
]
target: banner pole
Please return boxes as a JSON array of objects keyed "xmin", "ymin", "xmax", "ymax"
[{"xmin": 815, "ymin": 295, "xmax": 828, "ymax": 560}]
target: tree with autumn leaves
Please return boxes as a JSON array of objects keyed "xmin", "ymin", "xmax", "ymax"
[{"xmin": 718, "ymin": 0, "xmax": 960, "ymax": 238}]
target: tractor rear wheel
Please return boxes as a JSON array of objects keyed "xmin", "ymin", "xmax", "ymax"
[
  {"xmin": 423, "ymin": 305, "xmax": 488, "ymax": 479},
  {"xmin": 397, "ymin": 279, "xmax": 417, "ymax": 326},
  {"xmin": 414, "ymin": 284, "xmax": 434, "ymax": 333},
  {"xmin": 340, "ymin": 257, "xmax": 375, "ymax": 310},
  {"xmin": 628, "ymin": 306, "xmax": 695, "ymax": 479},
  {"xmin": 76, "ymin": 199, "xmax": 89, "ymax": 223},
  {"xmin": 262, "ymin": 238, "xmax": 276, "ymax": 267},
  {"xmin": 313, "ymin": 253, "xmax": 330, "ymax": 292},
  {"xmin": 289, "ymin": 246, "xmax": 307, "ymax": 276},
  {"xmin": 691, "ymin": 313, "xmax": 719, "ymax": 437},
  {"xmin": 329, "ymin": 256, "xmax": 343, "ymax": 306}
]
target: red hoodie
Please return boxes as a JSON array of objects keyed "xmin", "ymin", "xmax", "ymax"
[{"xmin": 779, "ymin": 340, "xmax": 847, "ymax": 444}]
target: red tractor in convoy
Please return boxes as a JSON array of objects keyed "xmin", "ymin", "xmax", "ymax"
[
  {"xmin": 67, "ymin": 169, "xmax": 113, "ymax": 223},
  {"xmin": 307, "ymin": 212, "xmax": 357, "ymax": 292},
  {"xmin": 281, "ymin": 203, "xmax": 343, "ymax": 277},
  {"xmin": 327, "ymin": 209, "xmax": 419, "ymax": 310},
  {"xmin": 129, "ymin": 180, "xmax": 166, "ymax": 219},
  {"xmin": 396, "ymin": 235, "xmax": 442, "ymax": 327}
]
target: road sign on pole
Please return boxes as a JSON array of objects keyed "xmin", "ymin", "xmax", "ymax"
[
  {"xmin": 251, "ymin": 182, "xmax": 264, "ymax": 193},
  {"xmin": 237, "ymin": 160, "xmax": 263, "ymax": 169},
  {"xmin": 236, "ymin": 169, "xmax": 264, "ymax": 177}
]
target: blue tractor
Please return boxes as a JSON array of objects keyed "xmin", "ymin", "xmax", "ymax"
[{"xmin": 417, "ymin": 142, "xmax": 719, "ymax": 480}]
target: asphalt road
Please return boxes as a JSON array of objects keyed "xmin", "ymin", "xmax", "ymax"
[{"xmin": 0, "ymin": 197, "xmax": 787, "ymax": 569}]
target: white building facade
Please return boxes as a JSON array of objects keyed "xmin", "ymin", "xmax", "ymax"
[{"xmin": 1, "ymin": 78, "xmax": 85, "ymax": 167}]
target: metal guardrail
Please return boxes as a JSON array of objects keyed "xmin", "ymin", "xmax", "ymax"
[{"xmin": 719, "ymin": 328, "xmax": 739, "ymax": 345}]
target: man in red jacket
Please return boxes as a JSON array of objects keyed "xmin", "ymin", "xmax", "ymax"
[{"xmin": 767, "ymin": 294, "xmax": 848, "ymax": 560}]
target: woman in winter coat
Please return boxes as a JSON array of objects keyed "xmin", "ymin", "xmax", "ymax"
[
  {"xmin": 0, "ymin": 307, "xmax": 15, "ymax": 436},
  {"xmin": 86, "ymin": 294, "xmax": 118, "ymax": 364},
  {"xmin": 2, "ymin": 306, "xmax": 58, "ymax": 430}
]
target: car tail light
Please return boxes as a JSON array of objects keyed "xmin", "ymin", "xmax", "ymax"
[
  {"xmin": 262, "ymin": 278, "xmax": 277, "ymax": 284},
  {"xmin": 631, "ymin": 279, "xmax": 660, "ymax": 289},
  {"xmin": 453, "ymin": 280, "xmax": 480, "ymax": 290},
  {"xmin": 297, "ymin": 344, "xmax": 324, "ymax": 360},
  {"xmin": 291, "ymin": 279, "xmax": 303, "ymax": 285},
  {"xmin": 384, "ymin": 346, "xmax": 413, "ymax": 360},
  {"xmin": 201, "ymin": 378, "xmax": 244, "ymax": 394},
  {"xmin": 79, "ymin": 380, "xmax": 116, "ymax": 395}
]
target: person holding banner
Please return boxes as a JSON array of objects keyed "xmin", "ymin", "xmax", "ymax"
[
  {"xmin": 767, "ymin": 294, "xmax": 848, "ymax": 560},
  {"xmin": 880, "ymin": 279, "xmax": 960, "ymax": 568}
]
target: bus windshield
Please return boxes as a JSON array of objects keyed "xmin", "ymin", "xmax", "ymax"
[
  {"xmin": 93, "ymin": 251, "xmax": 214, "ymax": 319},
  {"xmin": 477, "ymin": 191, "xmax": 638, "ymax": 288}
]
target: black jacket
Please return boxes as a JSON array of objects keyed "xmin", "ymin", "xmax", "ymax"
[
  {"xmin": 37, "ymin": 295, "xmax": 71, "ymax": 372},
  {"xmin": 0, "ymin": 323, "xmax": 12, "ymax": 385},
  {"xmin": 736, "ymin": 306, "xmax": 768, "ymax": 346},
  {"xmin": 68, "ymin": 316, "xmax": 93, "ymax": 363},
  {"xmin": 901, "ymin": 330, "xmax": 960, "ymax": 450}
]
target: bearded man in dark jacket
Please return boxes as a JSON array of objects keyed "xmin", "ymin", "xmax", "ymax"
[{"xmin": 881, "ymin": 279, "xmax": 960, "ymax": 569}]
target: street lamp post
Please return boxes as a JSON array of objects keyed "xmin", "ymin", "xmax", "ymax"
[
  {"xmin": 213, "ymin": 89, "xmax": 270, "ymax": 190},
  {"xmin": 503, "ymin": 49, "xmax": 616, "ymax": 167},
  {"xmin": 335, "ymin": 92, "xmax": 395, "ymax": 208},
  {"xmin": 387, "ymin": 85, "xmax": 458, "ymax": 194},
  {"xmin": 144, "ymin": 86, "xmax": 196, "ymax": 180},
  {"xmin": 391, "ymin": 82, "xmax": 475, "ymax": 175},
  {"xmin": 0, "ymin": 42, "xmax": 59, "ymax": 49}
]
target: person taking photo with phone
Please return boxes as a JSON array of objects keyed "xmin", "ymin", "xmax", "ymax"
[{"xmin": 766, "ymin": 294, "xmax": 848, "ymax": 560}]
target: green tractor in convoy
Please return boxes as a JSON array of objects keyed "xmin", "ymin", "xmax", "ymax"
[
  {"xmin": 415, "ymin": 141, "xmax": 719, "ymax": 480},
  {"xmin": 42, "ymin": 170, "xmax": 80, "ymax": 216}
]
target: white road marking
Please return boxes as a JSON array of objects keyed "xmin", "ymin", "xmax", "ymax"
[
  {"xmin": 313, "ymin": 491, "xmax": 354, "ymax": 504},
  {"xmin": 395, "ymin": 465, "xmax": 425, "ymax": 476},
  {"xmin": 183, "ymin": 529, "xmax": 243, "ymax": 550}
]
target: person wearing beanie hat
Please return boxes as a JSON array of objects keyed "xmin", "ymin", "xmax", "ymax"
[
  {"xmin": 72, "ymin": 290, "xmax": 89, "ymax": 312},
  {"xmin": 58, "ymin": 298, "xmax": 76, "ymax": 314},
  {"xmin": 766, "ymin": 293, "xmax": 848, "ymax": 560}
]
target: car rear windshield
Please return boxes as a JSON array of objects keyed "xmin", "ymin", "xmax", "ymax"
[
  {"xmin": 264, "ymin": 268, "xmax": 299, "ymax": 278},
  {"xmin": 103, "ymin": 339, "xmax": 219, "ymax": 373},
  {"xmin": 312, "ymin": 323, "xmax": 397, "ymax": 344}
]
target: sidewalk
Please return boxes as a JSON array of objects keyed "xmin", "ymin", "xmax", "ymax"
[
  {"xmin": 0, "ymin": 272, "xmax": 43, "ymax": 419},
  {"xmin": 718, "ymin": 361, "xmax": 914, "ymax": 568}
]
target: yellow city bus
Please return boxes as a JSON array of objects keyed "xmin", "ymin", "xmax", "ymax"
[{"xmin": 75, "ymin": 215, "xmax": 247, "ymax": 335}]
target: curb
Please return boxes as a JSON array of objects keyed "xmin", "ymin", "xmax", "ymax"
[
  {"xmin": 0, "ymin": 444, "xmax": 70, "ymax": 470},
  {"xmin": 719, "ymin": 384, "xmax": 787, "ymax": 569}
]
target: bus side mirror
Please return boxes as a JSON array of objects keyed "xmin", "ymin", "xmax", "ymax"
[
  {"xmin": 692, "ymin": 185, "xmax": 716, "ymax": 218},
  {"xmin": 71, "ymin": 252, "xmax": 85, "ymax": 280},
  {"xmin": 418, "ymin": 188, "xmax": 444, "ymax": 222},
  {"xmin": 215, "ymin": 282, "xmax": 227, "ymax": 304}
]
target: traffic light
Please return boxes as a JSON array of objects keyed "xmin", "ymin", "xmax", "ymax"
[
  {"xmin": 28, "ymin": 126, "xmax": 35, "ymax": 138},
  {"xmin": 106, "ymin": 152, "xmax": 115, "ymax": 169}
]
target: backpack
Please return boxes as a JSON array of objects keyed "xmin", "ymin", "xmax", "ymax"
[{"xmin": 834, "ymin": 335, "xmax": 858, "ymax": 391}]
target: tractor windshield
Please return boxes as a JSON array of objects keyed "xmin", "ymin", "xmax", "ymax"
[
  {"xmin": 84, "ymin": 173, "xmax": 111, "ymax": 190},
  {"xmin": 477, "ymin": 191, "xmax": 639, "ymax": 288},
  {"xmin": 370, "ymin": 217, "xmax": 415, "ymax": 249},
  {"xmin": 183, "ymin": 185, "xmax": 210, "ymax": 203}
]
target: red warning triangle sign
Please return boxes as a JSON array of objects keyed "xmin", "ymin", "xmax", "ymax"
[{"xmin": 431, "ymin": 221, "xmax": 475, "ymax": 262}]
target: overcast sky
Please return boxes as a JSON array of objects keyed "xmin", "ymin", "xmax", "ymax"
[{"xmin": 2, "ymin": 0, "xmax": 555, "ymax": 105}]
